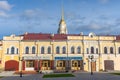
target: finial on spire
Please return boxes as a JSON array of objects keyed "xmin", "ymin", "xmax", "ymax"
[
  {"xmin": 61, "ymin": 0, "xmax": 64, "ymax": 20},
  {"xmin": 62, "ymin": 7, "xmax": 64, "ymax": 20}
]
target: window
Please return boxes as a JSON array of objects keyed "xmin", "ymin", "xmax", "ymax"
[
  {"xmin": 71, "ymin": 46, "xmax": 75, "ymax": 54},
  {"xmin": 62, "ymin": 46, "xmax": 66, "ymax": 54},
  {"xmin": 118, "ymin": 47, "xmax": 120, "ymax": 54},
  {"xmin": 60, "ymin": 63, "xmax": 62, "ymax": 67},
  {"xmin": 11, "ymin": 47, "xmax": 15, "ymax": 54},
  {"xmin": 96, "ymin": 48, "xmax": 98, "ymax": 54},
  {"xmin": 48, "ymin": 47, "xmax": 51, "ymax": 54},
  {"xmin": 7, "ymin": 48, "xmax": 9, "ymax": 54},
  {"xmin": 26, "ymin": 60, "xmax": 34, "ymax": 67},
  {"xmin": 77, "ymin": 47, "xmax": 81, "ymax": 54},
  {"xmin": 91, "ymin": 47, "xmax": 94, "ymax": 54},
  {"xmin": 110, "ymin": 47, "xmax": 113, "ymax": 54},
  {"xmin": 16, "ymin": 48, "xmax": 18, "ymax": 54},
  {"xmin": 25, "ymin": 47, "xmax": 29, "ymax": 54},
  {"xmin": 104, "ymin": 47, "xmax": 107, "ymax": 54},
  {"xmin": 32, "ymin": 46, "xmax": 36, "ymax": 54},
  {"xmin": 56, "ymin": 46, "xmax": 60, "ymax": 54},
  {"xmin": 87, "ymin": 48, "xmax": 89, "ymax": 54},
  {"xmin": 41, "ymin": 47, "xmax": 45, "ymax": 54}
]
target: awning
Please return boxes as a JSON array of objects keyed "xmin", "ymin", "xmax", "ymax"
[{"xmin": 55, "ymin": 57, "xmax": 82, "ymax": 60}]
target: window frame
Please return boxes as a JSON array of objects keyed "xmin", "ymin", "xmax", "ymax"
[
  {"xmin": 56, "ymin": 46, "xmax": 60, "ymax": 54},
  {"xmin": 41, "ymin": 46, "xmax": 45, "ymax": 54},
  {"xmin": 77, "ymin": 46, "xmax": 81, "ymax": 54},
  {"xmin": 32, "ymin": 46, "xmax": 36, "ymax": 54},
  {"xmin": 62, "ymin": 46, "xmax": 66, "ymax": 54},
  {"xmin": 71, "ymin": 46, "xmax": 75, "ymax": 54},
  {"xmin": 25, "ymin": 46, "xmax": 29, "ymax": 54},
  {"xmin": 48, "ymin": 47, "xmax": 51, "ymax": 54}
]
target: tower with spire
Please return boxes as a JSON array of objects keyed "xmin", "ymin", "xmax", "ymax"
[{"xmin": 57, "ymin": 6, "xmax": 68, "ymax": 34}]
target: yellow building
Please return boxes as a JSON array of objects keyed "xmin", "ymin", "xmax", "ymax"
[{"xmin": 0, "ymin": 10, "xmax": 120, "ymax": 72}]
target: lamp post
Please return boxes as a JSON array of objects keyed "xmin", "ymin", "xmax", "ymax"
[
  {"xmin": 88, "ymin": 55, "xmax": 94, "ymax": 75},
  {"xmin": 20, "ymin": 57, "xmax": 23, "ymax": 77}
]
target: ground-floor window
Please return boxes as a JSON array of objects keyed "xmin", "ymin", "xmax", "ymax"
[{"xmin": 26, "ymin": 60, "xmax": 34, "ymax": 67}]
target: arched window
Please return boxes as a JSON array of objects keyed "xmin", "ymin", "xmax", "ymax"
[
  {"xmin": 104, "ymin": 47, "xmax": 107, "ymax": 54},
  {"xmin": 11, "ymin": 47, "xmax": 15, "ymax": 54},
  {"xmin": 56, "ymin": 46, "xmax": 60, "ymax": 54},
  {"xmin": 48, "ymin": 47, "xmax": 51, "ymax": 54},
  {"xmin": 41, "ymin": 47, "xmax": 44, "ymax": 54},
  {"xmin": 62, "ymin": 46, "xmax": 66, "ymax": 54},
  {"xmin": 32, "ymin": 46, "xmax": 36, "ymax": 54},
  {"xmin": 118, "ymin": 47, "xmax": 120, "ymax": 54},
  {"xmin": 25, "ymin": 47, "xmax": 29, "ymax": 54},
  {"xmin": 71, "ymin": 46, "xmax": 75, "ymax": 54},
  {"xmin": 110, "ymin": 47, "xmax": 113, "ymax": 54},
  {"xmin": 91, "ymin": 47, "xmax": 94, "ymax": 54},
  {"xmin": 77, "ymin": 47, "xmax": 81, "ymax": 54}
]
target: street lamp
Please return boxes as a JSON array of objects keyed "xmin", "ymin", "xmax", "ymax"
[
  {"xmin": 88, "ymin": 55, "xmax": 94, "ymax": 75},
  {"xmin": 20, "ymin": 57, "xmax": 24, "ymax": 77}
]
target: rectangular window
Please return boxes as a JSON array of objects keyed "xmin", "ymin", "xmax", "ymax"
[
  {"xmin": 87, "ymin": 48, "xmax": 89, "ymax": 54},
  {"xmin": 7, "ymin": 48, "xmax": 9, "ymax": 54},
  {"xmin": 26, "ymin": 60, "xmax": 34, "ymax": 67},
  {"xmin": 17, "ymin": 48, "xmax": 18, "ymax": 54},
  {"xmin": 96, "ymin": 48, "xmax": 98, "ymax": 54}
]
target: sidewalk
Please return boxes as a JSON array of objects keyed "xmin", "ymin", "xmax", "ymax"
[{"xmin": 0, "ymin": 71, "xmax": 18, "ymax": 76}]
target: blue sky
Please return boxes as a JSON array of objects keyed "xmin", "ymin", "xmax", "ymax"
[{"xmin": 0, "ymin": 0, "xmax": 120, "ymax": 38}]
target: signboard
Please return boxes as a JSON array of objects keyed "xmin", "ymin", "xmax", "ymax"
[
  {"xmin": 55, "ymin": 57, "xmax": 82, "ymax": 60},
  {"xmin": 23, "ymin": 56, "xmax": 50, "ymax": 60}
]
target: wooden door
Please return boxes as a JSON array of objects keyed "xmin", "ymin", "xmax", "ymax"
[{"xmin": 91, "ymin": 62, "xmax": 96, "ymax": 71}]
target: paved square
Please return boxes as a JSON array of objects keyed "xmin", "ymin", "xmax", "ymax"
[{"xmin": 1, "ymin": 72, "xmax": 120, "ymax": 80}]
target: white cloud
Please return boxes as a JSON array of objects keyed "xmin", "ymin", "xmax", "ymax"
[
  {"xmin": 0, "ymin": 11, "xmax": 9, "ymax": 17},
  {"xmin": 0, "ymin": 1, "xmax": 13, "ymax": 11}
]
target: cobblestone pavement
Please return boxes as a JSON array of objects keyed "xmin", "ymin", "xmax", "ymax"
[{"xmin": 1, "ymin": 72, "xmax": 120, "ymax": 80}]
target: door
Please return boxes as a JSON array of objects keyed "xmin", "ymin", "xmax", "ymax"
[
  {"xmin": 104, "ymin": 60, "xmax": 114, "ymax": 71},
  {"xmin": 42, "ymin": 60, "xmax": 50, "ymax": 70},
  {"xmin": 5, "ymin": 60, "xmax": 19, "ymax": 71},
  {"xmin": 91, "ymin": 62, "xmax": 96, "ymax": 71}
]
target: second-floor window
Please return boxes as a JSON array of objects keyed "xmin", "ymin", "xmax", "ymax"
[
  {"xmin": 71, "ymin": 46, "xmax": 75, "ymax": 54},
  {"xmin": 118, "ymin": 47, "xmax": 120, "ymax": 54},
  {"xmin": 16, "ymin": 48, "xmax": 18, "ymax": 54},
  {"xmin": 77, "ymin": 47, "xmax": 81, "ymax": 54},
  {"xmin": 41, "ymin": 47, "xmax": 45, "ymax": 54},
  {"xmin": 87, "ymin": 48, "xmax": 89, "ymax": 54},
  {"xmin": 7, "ymin": 48, "xmax": 9, "ymax": 54},
  {"xmin": 110, "ymin": 47, "xmax": 113, "ymax": 54},
  {"xmin": 32, "ymin": 46, "xmax": 36, "ymax": 54},
  {"xmin": 91, "ymin": 47, "xmax": 94, "ymax": 54},
  {"xmin": 96, "ymin": 48, "xmax": 98, "ymax": 54},
  {"xmin": 62, "ymin": 46, "xmax": 66, "ymax": 54},
  {"xmin": 11, "ymin": 47, "xmax": 15, "ymax": 54},
  {"xmin": 48, "ymin": 47, "xmax": 51, "ymax": 54},
  {"xmin": 104, "ymin": 47, "xmax": 107, "ymax": 54},
  {"xmin": 56, "ymin": 46, "xmax": 60, "ymax": 54},
  {"xmin": 25, "ymin": 47, "xmax": 29, "ymax": 54}
]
